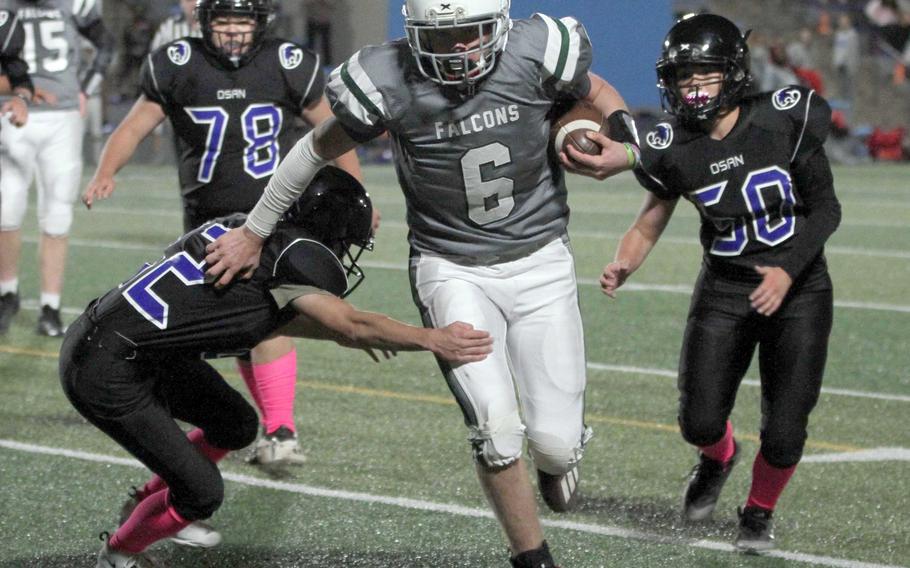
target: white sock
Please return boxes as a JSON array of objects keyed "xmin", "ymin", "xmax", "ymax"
[
  {"xmin": 40, "ymin": 293, "xmax": 61, "ymax": 310},
  {"xmin": 0, "ymin": 279, "xmax": 18, "ymax": 295}
]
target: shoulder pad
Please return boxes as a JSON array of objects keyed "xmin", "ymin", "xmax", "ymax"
[
  {"xmin": 327, "ymin": 44, "xmax": 399, "ymax": 124},
  {"xmin": 758, "ymin": 86, "xmax": 831, "ymax": 163},
  {"xmin": 159, "ymin": 39, "xmax": 195, "ymax": 67},
  {"xmin": 522, "ymin": 14, "xmax": 593, "ymax": 91}
]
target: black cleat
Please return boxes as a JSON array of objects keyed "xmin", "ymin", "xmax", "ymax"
[
  {"xmin": 682, "ymin": 441, "xmax": 739, "ymax": 521},
  {"xmin": 734, "ymin": 506, "xmax": 775, "ymax": 553},
  {"xmin": 37, "ymin": 305, "xmax": 66, "ymax": 337},
  {"xmin": 538, "ymin": 465, "xmax": 581, "ymax": 513},
  {"xmin": 510, "ymin": 540, "xmax": 557, "ymax": 568},
  {"xmin": 0, "ymin": 292, "xmax": 19, "ymax": 334}
]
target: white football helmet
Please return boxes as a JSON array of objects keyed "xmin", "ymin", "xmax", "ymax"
[{"xmin": 403, "ymin": 0, "xmax": 511, "ymax": 88}]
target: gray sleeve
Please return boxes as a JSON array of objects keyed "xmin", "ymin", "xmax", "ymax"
[
  {"xmin": 270, "ymin": 284, "xmax": 333, "ymax": 310},
  {"xmin": 531, "ymin": 13, "xmax": 593, "ymax": 99}
]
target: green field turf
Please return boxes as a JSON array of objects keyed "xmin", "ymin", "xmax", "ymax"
[{"xmin": 0, "ymin": 163, "xmax": 907, "ymax": 567}]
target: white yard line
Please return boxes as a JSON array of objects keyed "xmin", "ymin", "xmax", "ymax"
[
  {"xmin": 0, "ymin": 440, "xmax": 904, "ymax": 568},
  {"xmin": 801, "ymin": 448, "xmax": 910, "ymax": 463}
]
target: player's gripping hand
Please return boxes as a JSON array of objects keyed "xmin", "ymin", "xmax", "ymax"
[
  {"xmin": 1, "ymin": 97, "xmax": 28, "ymax": 127},
  {"xmin": 428, "ymin": 322, "xmax": 493, "ymax": 364},
  {"xmin": 560, "ymin": 131, "xmax": 635, "ymax": 180},
  {"xmin": 82, "ymin": 175, "xmax": 116, "ymax": 209},
  {"xmin": 750, "ymin": 266, "xmax": 793, "ymax": 316},
  {"xmin": 600, "ymin": 260, "xmax": 631, "ymax": 298},
  {"xmin": 204, "ymin": 226, "xmax": 264, "ymax": 287},
  {"xmin": 33, "ymin": 87, "xmax": 58, "ymax": 106}
]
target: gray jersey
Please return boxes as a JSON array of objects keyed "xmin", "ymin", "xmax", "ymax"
[
  {"xmin": 1, "ymin": 0, "xmax": 107, "ymax": 111},
  {"xmin": 150, "ymin": 13, "xmax": 200, "ymax": 52},
  {"xmin": 327, "ymin": 14, "xmax": 592, "ymax": 260}
]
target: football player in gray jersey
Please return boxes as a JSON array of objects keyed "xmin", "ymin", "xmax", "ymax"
[
  {"xmin": 205, "ymin": 1, "xmax": 640, "ymax": 566},
  {"xmin": 0, "ymin": 0, "xmax": 114, "ymax": 337}
]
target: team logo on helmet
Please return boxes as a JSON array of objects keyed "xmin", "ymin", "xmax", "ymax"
[
  {"xmin": 772, "ymin": 87, "xmax": 802, "ymax": 111},
  {"xmin": 0, "ymin": 12, "xmax": 9, "ymax": 28},
  {"xmin": 646, "ymin": 123, "xmax": 674, "ymax": 150},
  {"xmin": 167, "ymin": 40, "xmax": 192, "ymax": 66},
  {"xmin": 279, "ymin": 43, "xmax": 304, "ymax": 70}
]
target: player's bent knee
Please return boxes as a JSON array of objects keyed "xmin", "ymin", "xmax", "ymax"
[
  {"xmin": 760, "ymin": 431, "xmax": 808, "ymax": 468},
  {"xmin": 205, "ymin": 403, "xmax": 259, "ymax": 451},
  {"xmin": 528, "ymin": 426, "xmax": 593, "ymax": 475},
  {"xmin": 678, "ymin": 413, "xmax": 727, "ymax": 448},
  {"xmin": 39, "ymin": 208, "xmax": 74, "ymax": 237},
  {"xmin": 469, "ymin": 411, "xmax": 525, "ymax": 469},
  {"xmin": 176, "ymin": 467, "xmax": 225, "ymax": 520}
]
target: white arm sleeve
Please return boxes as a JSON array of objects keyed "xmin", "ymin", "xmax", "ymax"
[{"xmin": 244, "ymin": 132, "xmax": 329, "ymax": 239}]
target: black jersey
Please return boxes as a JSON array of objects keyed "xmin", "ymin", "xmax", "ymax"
[
  {"xmin": 89, "ymin": 215, "xmax": 347, "ymax": 355},
  {"xmin": 0, "ymin": 9, "xmax": 31, "ymax": 94},
  {"xmin": 140, "ymin": 37, "xmax": 325, "ymax": 216},
  {"xmin": 636, "ymin": 86, "xmax": 841, "ymax": 286}
]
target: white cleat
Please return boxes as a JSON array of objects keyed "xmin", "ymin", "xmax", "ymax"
[
  {"xmin": 246, "ymin": 426, "xmax": 307, "ymax": 465},
  {"xmin": 96, "ymin": 540, "xmax": 140, "ymax": 568},
  {"xmin": 170, "ymin": 520, "xmax": 222, "ymax": 548}
]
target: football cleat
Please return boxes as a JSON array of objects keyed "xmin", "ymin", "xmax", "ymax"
[
  {"xmin": 537, "ymin": 465, "xmax": 581, "ymax": 513},
  {"xmin": 734, "ymin": 506, "xmax": 775, "ymax": 553},
  {"xmin": 36, "ymin": 305, "xmax": 66, "ymax": 337},
  {"xmin": 509, "ymin": 540, "xmax": 557, "ymax": 568},
  {"xmin": 0, "ymin": 291, "xmax": 20, "ymax": 334},
  {"xmin": 246, "ymin": 425, "xmax": 307, "ymax": 465},
  {"xmin": 682, "ymin": 441, "xmax": 739, "ymax": 521},
  {"xmin": 96, "ymin": 533, "xmax": 141, "ymax": 568},
  {"xmin": 120, "ymin": 489, "xmax": 222, "ymax": 549}
]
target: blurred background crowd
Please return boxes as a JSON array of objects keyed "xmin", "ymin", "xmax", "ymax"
[{"xmin": 85, "ymin": 0, "xmax": 910, "ymax": 166}]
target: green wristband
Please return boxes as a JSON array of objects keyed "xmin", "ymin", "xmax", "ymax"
[{"xmin": 623, "ymin": 143, "xmax": 639, "ymax": 169}]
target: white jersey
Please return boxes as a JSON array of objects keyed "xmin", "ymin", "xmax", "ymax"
[{"xmin": 0, "ymin": 0, "xmax": 112, "ymax": 111}]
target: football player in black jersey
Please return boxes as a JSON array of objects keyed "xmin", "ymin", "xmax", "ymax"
[
  {"xmin": 63, "ymin": 167, "xmax": 492, "ymax": 568},
  {"xmin": 570, "ymin": 14, "xmax": 841, "ymax": 553},
  {"xmin": 82, "ymin": 0, "xmax": 364, "ymax": 487}
]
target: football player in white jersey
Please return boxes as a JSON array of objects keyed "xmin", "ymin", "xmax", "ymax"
[
  {"xmin": 204, "ymin": 1, "xmax": 640, "ymax": 566},
  {"xmin": 0, "ymin": 0, "xmax": 114, "ymax": 337}
]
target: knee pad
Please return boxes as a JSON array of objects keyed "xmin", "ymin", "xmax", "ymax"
[
  {"xmin": 0, "ymin": 185, "xmax": 27, "ymax": 230},
  {"xmin": 469, "ymin": 411, "xmax": 525, "ymax": 469},
  {"xmin": 529, "ymin": 425, "xmax": 593, "ymax": 475},
  {"xmin": 38, "ymin": 200, "xmax": 75, "ymax": 237},
  {"xmin": 172, "ymin": 464, "xmax": 225, "ymax": 520},
  {"xmin": 678, "ymin": 413, "xmax": 727, "ymax": 448},
  {"xmin": 760, "ymin": 428, "xmax": 808, "ymax": 468}
]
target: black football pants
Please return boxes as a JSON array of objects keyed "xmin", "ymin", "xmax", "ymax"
[
  {"xmin": 677, "ymin": 269, "xmax": 833, "ymax": 468},
  {"xmin": 59, "ymin": 314, "xmax": 258, "ymax": 520}
]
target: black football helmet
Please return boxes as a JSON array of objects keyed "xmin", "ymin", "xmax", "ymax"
[
  {"xmin": 656, "ymin": 13, "xmax": 751, "ymax": 126},
  {"xmin": 284, "ymin": 166, "xmax": 374, "ymax": 297},
  {"xmin": 196, "ymin": 0, "xmax": 274, "ymax": 67}
]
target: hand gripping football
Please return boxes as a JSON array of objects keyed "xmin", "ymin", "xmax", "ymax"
[{"xmin": 551, "ymin": 100, "xmax": 609, "ymax": 156}]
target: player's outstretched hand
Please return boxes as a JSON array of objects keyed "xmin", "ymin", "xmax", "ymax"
[
  {"xmin": 600, "ymin": 260, "xmax": 631, "ymax": 298},
  {"xmin": 82, "ymin": 175, "xmax": 115, "ymax": 209},
  {"xmin": 1, "ymin": 97, "xmax": 28, "ymax": 127},
  {"xmin": 750, "ymin": 266, "xmax": 793, "ymax": 316},
  {"xmin": 560, "ymin": 132, "xmax": 633, "ymax": 180},
  {"xmin": 204, "ymin": 226, "xmax": 264, "ymax": 288},
  {"xmin": 429, "ymin": 322, "xmax": 493, "ymax": 364}
]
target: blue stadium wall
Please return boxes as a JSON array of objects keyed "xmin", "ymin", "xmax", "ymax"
[{"xmin": 387, "ymin": 1, "xmax": 674, "ymax": 110}]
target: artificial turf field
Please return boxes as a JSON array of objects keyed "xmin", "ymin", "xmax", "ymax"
[{"xmin": 0, "ymin": 163, "xmax": 907, "ymax": 568}]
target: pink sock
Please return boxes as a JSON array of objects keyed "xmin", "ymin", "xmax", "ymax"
[
  {"xmin": 237, "ymin": 359, "xmax": 265, "ymax": 427},
  {"xmin": 138, "ymin": 429, "xmax": 230, "ymax": 499},
  {"xmin": 252, "ymin": 348, "xmax": 297, "ymax": 434},
  {"xmin": 109, "ymin": 490, "xmax": 190, "ymax": 554},
  {"xmin": 745, "ymin": 451, "xmax": 797, "ymax": 510},
  {"xmin": 699, "ymin": 420, "xmax": 735, "ymax": 464}
]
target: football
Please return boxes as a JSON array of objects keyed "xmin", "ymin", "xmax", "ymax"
[{"xmin": 551, "ymin": 100, "xmax": 609, "ymax": 157}]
